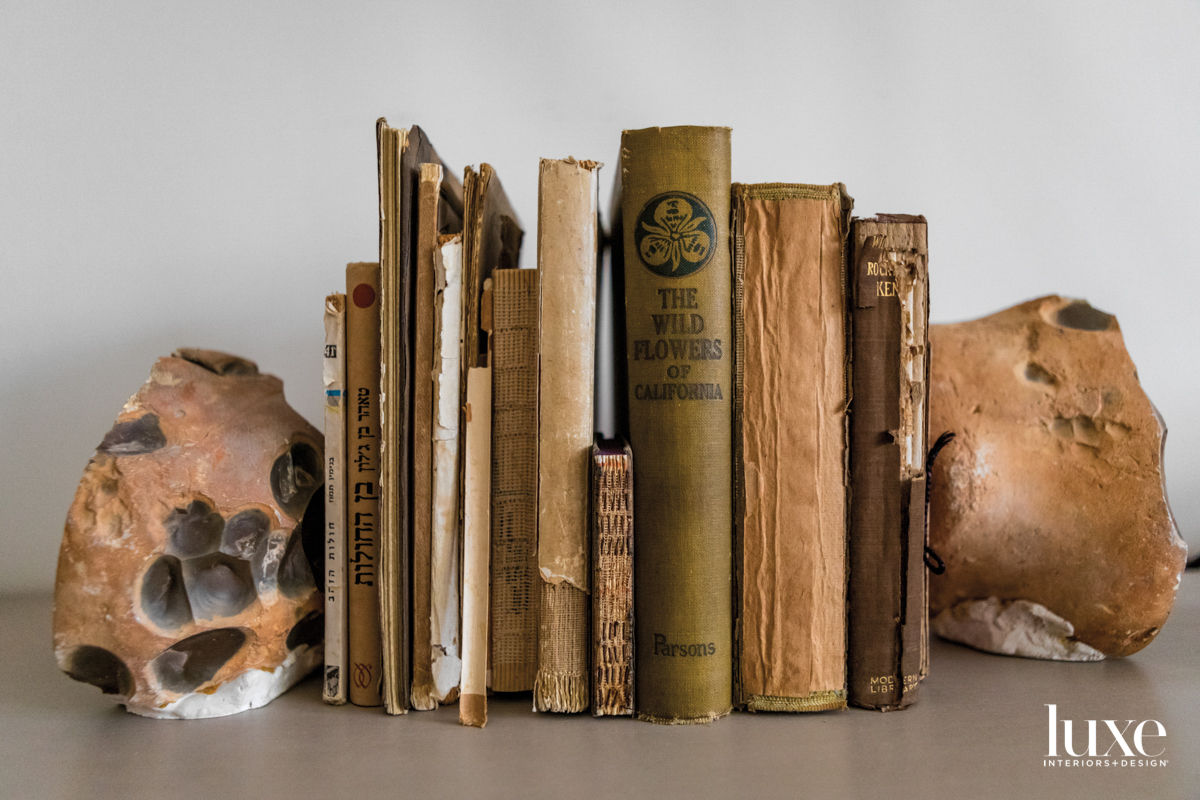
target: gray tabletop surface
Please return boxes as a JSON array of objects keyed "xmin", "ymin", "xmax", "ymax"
[{"xmin": 3, "ymin": 574, "xmax": 1196, "ymax": 800}]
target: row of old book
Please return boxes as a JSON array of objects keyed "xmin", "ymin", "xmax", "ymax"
[{"xmin": 320, "ymin": 122, "xmax": 934, "ymax": 726}]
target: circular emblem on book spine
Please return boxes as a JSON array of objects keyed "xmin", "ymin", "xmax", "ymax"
[{"xmin": 634, "ymin": 192, "xmax": 716, "ymax": 278}]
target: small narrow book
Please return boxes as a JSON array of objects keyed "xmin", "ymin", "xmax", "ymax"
[
  {"xmin": 847, "ymin": 215, "xmax": 931, "ymax": 711},
  {"xmin": 461, "ymin": 278, "xmax": 494, "ymax": 728},
  {"xmin": 590, "ymin": 438, "xmax": 634, "ymax": 717},
  {"xmin": 616, "ymin": 126, "xmax": 734, "ymax": 724},
  {"xmin": 412, "ymin": 162, "xmax": 464, "ymax": 710},
  {"xmin": 345, "ymin": 261, "xmax": 383, "ymax": 707},
  {"xmin": 732, "ymin": 183, "xmax": 852, "ymax": 712},
  {"xmin": 535, "ymin": 157, "xmax": 601, "ymax": 713},
  {"xmin": 430, "ymin": 233, "xmax": 465, "ymax": 705},
  {"xmin": 322, "ymin": 292, "xmax": 348, "ymax": 706},
  {"xmin": 489, "ymin": 267, "xmax": 540, "ymax": 694}
]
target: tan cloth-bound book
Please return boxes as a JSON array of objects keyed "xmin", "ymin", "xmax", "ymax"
[
  {"xmin": 322, "ymin": 293, "xmax": 348, "ymax": 706},
  {"xmin": 732, "ymin": 183, "xmax": 852, "ymax": 712},
  {"xmin": 534, "ymin": 157, "xmax": 601, "ymax": 712},
  {"xmin": 489, "ymin": 267, "xmax": 540, "ymax": 693},
  {"xmin": 345, "ymin": 261, "xmax": 383, "ymax": 707}
]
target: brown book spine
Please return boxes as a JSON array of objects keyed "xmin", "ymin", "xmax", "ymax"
[
  {"xmin": 847, "ymin": 215, "xmax": 930, "ymax": 710},
  {"xmin": 489, "ymin": 267, "xmax": 540, "ymax": 693},
  {"xmin": 410, "ymin": 163, "xmax": 441, "ymax": 710},
  {"xmin": 733, "ymin": 183, "xmax": 851, "ymax": 712},
  {"xmin": 346, "ymin": 261, "xmax": 383, "ymax": 707},
  {"xmin": 591, "ymin": 439, "xmax": 634, "ymax": 716}
]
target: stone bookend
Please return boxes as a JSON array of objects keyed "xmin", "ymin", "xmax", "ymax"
[
  {"xmin": 54, "ymin": 349, "xmax": 324, "ymax": 718},
  {"xmin": 928, "ymin": 297, "xmax": 1187, "ymax": 660}
]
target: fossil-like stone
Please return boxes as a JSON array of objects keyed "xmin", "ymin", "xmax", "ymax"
[
  {"xmin": 54, "ymin": 350, "xmax": 324, "ymax": 718},
  {"xmin": 928, "ymin": 296, "xmax": 1187, "ymax": 659}
]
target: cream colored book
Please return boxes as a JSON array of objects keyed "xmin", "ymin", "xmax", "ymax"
[
  {"xmin": 534, "ymin": 157, "xmax": 601, "ymax": 712},
  {"xmin": 460, "ymin": 279, "xmax": 493, "ymax": 728},
  {"xmin": 322, "ymin": 293, "xmax": 348, "ymax": 706},
  {"xmin": 430, "ymin": 233, "xmax": 464, "ymax": 704}
]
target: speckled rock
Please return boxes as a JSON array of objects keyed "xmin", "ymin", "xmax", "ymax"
[
  {"xmin": 928, "ymin": 297, "xmax": 1187, "ymax": 660},
  {"xmin": 54, "ymin": 349, "xmax": 324, "ymax": 718}
]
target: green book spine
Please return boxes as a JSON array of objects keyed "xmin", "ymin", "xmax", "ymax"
[{"xmin": 618, "ymin": 126, "xmax": 733, "ymax": 723}]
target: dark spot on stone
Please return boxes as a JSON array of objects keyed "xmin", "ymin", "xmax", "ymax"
[
  {"xmin": 64, "ymin": 645, "xmax": 135, "ymax": 696},
  {"xmin": 98, "ymin": 414, "xmax": 166, "ymax": 456},
  {"xmin": 164, "ymin": 500, "xmax": 225, "ymax": 559},
  {"xmin": 220, "ymin": 509, "xmax": 271, "ymax": 560},
  {"xmin": 299, "ymin": 489, "xmax": 324, "ymax": 592},
  {"xmin": 1024, "ymin": 362, "xmax": 1056, "ymax": 385},
  {"xmin": 141, "ymin": 555, "xmax": 193, "ymax": 629},
  {"xmin": 152, "ymin": 628, "xmax": 246, "ymax": 693},
  {"xmin": 182, "ymin": 553, "xmax": 256, "ymax": 619},
  {"xmin": 1071, "ymin": 415, "xmax": 1102, "ymax": 448},
  {"xmin": 172, "ymin": 348, "xmax": 259, "ymax": 376},
  {"xmin": 1056, "ymin": 301, "xmax": 1114, "ymax": 332},
  {"xmin": 270, "ymin": 441, "xmax": 322, "ymax": 519},
  {"xmin": 278, "ymin": 530, "xmax": 317, "ymax": 599},
  {"xmin": 251, "ymin": 530, "xmax": 289, "ymax": 595},
  {"xmin": 286, "ymin": 610, "xmax": 324, "ymax": 650}
]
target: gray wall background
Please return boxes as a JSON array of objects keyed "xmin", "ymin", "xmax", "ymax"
[{"xmin": 2, "ymin": 0, "xmax": 1196, "ymax": 593}]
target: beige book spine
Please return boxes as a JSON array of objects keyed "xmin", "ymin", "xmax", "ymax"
[
  {"xmin": 345, "ymin": 261, "xmax": 383, "ymax": 707},
  {"xmin": 461, "ymin": 278, "xmax": 493, "ymax": 728},
  {"xmin": 410, "ymin": 162, "xmax": 442, "ymax": 711},
  {"xmin": 534, "ymin": 157, "xmax": 600, "ymax": 712},
  {"xmin": 323, "ymin": 293, "xmax": 348, "ymax": 705},
  {"xmin": 490, "ymin": 267, "xmax": 540, "ymax": 693},
  {"xmin": 431, "ymin": 234, "xmax": 464, "ymax": 704}
]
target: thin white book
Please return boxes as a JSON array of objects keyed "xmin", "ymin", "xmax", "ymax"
[
  {"xmin": 430, "ymin": 234, "xmax": 463, "ymax": 704},
  {"xmin": 322, "ymin": 293, "xmax": 348, "ymax": 705}
]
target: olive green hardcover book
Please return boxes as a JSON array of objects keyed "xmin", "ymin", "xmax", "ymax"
[{"xmin": 616, "ymin": 126, "xmax": 734, "ymax": 724}]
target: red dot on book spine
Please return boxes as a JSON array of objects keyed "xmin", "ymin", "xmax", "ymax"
[{"xmin": 352, "ymin": 284, "xmax": 376, "ymax": 309}]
